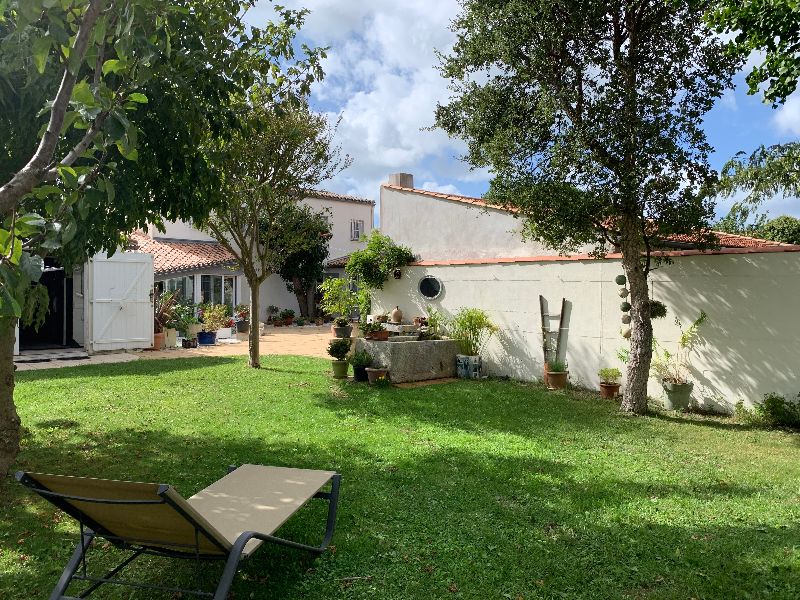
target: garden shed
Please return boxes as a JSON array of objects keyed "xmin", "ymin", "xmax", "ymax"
[{"xmin": 373, "ymin": 174, "xmax": 800, "ymax": 412}]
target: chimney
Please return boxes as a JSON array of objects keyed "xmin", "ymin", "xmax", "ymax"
[{"xmin": 388, "ymin": 173, "xmax": 414, "ymax": 189}]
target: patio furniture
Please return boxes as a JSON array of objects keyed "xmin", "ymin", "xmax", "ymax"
[{"xmin": 16, "ymin": 464, "xmax": 341, "ymax": 600}]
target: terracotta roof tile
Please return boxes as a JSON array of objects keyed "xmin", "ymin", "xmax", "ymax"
[
  {"xmin": 325, "ymin": 254, "xmax": 351, "ymax": 268},
  {"xmin": 305, "ymin": 189, "xmax": 375, "ymax": 206},
  {"xmin": 129, "ymin": 233, "xmax": 237, "ymax": 275}
]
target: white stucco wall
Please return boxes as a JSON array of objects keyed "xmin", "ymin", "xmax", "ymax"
[
  {"xmin": 149, "ymin": 220, "xmax": 215, "ymax": 242},
  {"xmin": 302, "ymin": 196, "xmax": 373, "ymax": 260},
  {"xmin": 373, "ymin": 251, "xmax": 800, "ymax": 413},
  {"xmin": 380, "ymin": 186, "xmax": 560, "ymax": 260}
]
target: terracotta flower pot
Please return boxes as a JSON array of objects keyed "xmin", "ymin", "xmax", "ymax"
[
  {"xmin": 366, "ymin": 367, "xmax": 390, "ymax": 384},
  {"xmin": 152, "ymin": 331, "xmax": 166, "ymax": 350},
  {"xmin": 547, "ymin": 371, "xmax": 568, "ymax": 390},
  {"xmin": 599, "ymin": 382, "xmax": 621, "ymax": 399},
  {"xmin": 370, "ymin": 330, "xmax": 389, "ymax": 341}
]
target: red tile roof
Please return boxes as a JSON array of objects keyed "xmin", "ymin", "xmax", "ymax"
[
  {"xmin": 305, "ymin": 189, "xmax": 375, "ymax": 206},
  {"xmin": 382, "ymin": 184, "xmax": 791, "ymax": 251},
  {"xmin": 129, "ymin": 232, "xmax": 237, "ymax": 275},
  {"xmin": 325, "ymin": 254, "xmax": 351, "ymax": 268}
]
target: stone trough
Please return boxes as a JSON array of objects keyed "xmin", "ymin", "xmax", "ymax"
[{"xmin": 353, "ymin": 337, "xmax": 459, "ymax": 383}]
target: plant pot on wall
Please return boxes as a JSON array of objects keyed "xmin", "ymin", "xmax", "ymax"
[
  {"xmin": 331, "ymin": 360, "xmax": 349, "ymax": 379},
  {"xmin": 333, "ymin": 325, "xmax": 353, "ymax": 338},
  {"xmin": 197, "ymin": 331, "xmax": 217, "ymax": 346},
  {"xmin": 456, "ymin": 354, "xmax": 482, "ymax": 379},
  {"xmin": 369, "ymin": 330, "xmax": 390, "ymax": 341},
  {"xmin": 662, "ymin": 380, "xmax": 693, "ymax": 411}
]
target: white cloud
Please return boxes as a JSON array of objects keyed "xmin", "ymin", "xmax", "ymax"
[
  {"xmin": 421, "ymin": 181, "xmax": 463, "ymax": 195},
  {"xmin": 774, "ymin": 96, "xmax": 800, "ymax": 136},
  {"xmin": 244, "ymin": 0, "xmax": 485, "ymax": 203}
]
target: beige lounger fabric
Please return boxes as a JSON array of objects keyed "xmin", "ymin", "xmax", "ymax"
[
  {"xmin": 187, "ymin": 464, "xmax": 336, "ymax": 556},
  {"xmin": 27, "ymin": 473, "xmax": 231, "ymax": 555}
]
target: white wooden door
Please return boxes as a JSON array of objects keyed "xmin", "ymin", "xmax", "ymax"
[{"xmin": 89, "ymin": 252, "xmax": 154, "ymax": 352}]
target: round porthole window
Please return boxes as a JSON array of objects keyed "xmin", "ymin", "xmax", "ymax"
[{"xmin": 419, "ymin": 276, "xmax": 443, "ymax": 300}]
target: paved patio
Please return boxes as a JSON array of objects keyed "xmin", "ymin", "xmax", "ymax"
[{"xmin": 16, "ymin": 326, "xmax": 332, "ymax": 371}]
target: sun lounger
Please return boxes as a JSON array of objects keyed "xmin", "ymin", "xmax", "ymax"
[{"xmin": 16, "ymin": 464, "xmax": 341, "ymax": 599}]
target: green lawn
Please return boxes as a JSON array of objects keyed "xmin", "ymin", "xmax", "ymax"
[{"xmin": 1, "ymin": 356, "xmax": 798, "ymax": 599}]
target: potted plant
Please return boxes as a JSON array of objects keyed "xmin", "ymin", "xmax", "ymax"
[
  {"xmin": 197, "ymin": 304, "xmax": 229, "ymax": 345},
  {"xmin": 234, "ymin": 303, "xmax": 250, "ymax": 333},
  {"xmin": 328, "ymin": 338, "xmax": 351, "ymax": 379},
  {"xmin": 332, "ymin": 316, "xmax": 352, "ymax": 338},
  {"xmin": 365, "ymin": 365, "xmax": 390, "ymax": 384},
  {"xmin": 449, "ymin": 308, "xmax": 498, "ymax": 379},
  {"xmin": 153, "ymin": 291, "xmax": 178, "ymax": 350},
  {"xmin": 174, "ymin": 302, "xmax": 201, "ymax": 343},
  {"xmin": 280, "ymin": 308, "xmax": 295, "ymax": 326},
  {"xmin": 319, "ymin": 278, "xmax": 357, "ymax": 336},
  {"xmin": 547, "ymin": 359, "xmax": 569, "ymax": 390},
  {"xmin": 651, "ymin": 311, "xmax": 708, "ymax": 410},
  {"xmin": 349, "ymin": 350, "xmax": 372, "ymax": 382},
  {"xmin": 266, "ymin": 305, "xmax": 280, "ymax": 324},
  {"xmin": 375, "ymin": 313, "xmax": 389, "ymax": 324},
  {"xmin": 598, "ymin": 367, "xmax": 622, "ymax": 399},
  {"xmin": 362, "ymin": 322, "xmax": 389, "ymax": 341}
]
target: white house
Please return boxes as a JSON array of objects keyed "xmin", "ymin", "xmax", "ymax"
[
  {"xmin": 373, "ymin": 173, "xmax": 800, "ymax": 413},
  {"xmin": 15, "ymin": 190, "xmax": 374, "ymax": 356}
]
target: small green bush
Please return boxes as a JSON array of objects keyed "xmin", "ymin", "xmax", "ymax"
[
  {"xmin": 598, "ymin": 367, "xmax": 622, "ymax": 384},
  {"xmin": 737, "ymin": 393, "xmax": 800, "ymax": 429},
  {"xmin": 548, "ymin": 359, "xmax": 568, "ymax": 373},
  {"xmin": 327, "ymin": 338, "xmax": 351, "ymax": 360},
  {"xmin": 348, "ymin": 350, "xmax": 372, "ymax": 368},
  {"xmin": 279, "ymin": 309, "xmax": 295, "ymax": 320}
]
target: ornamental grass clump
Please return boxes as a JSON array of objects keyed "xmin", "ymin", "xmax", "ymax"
[{"xmin": 449, "ymin": 308, "xmax": 498, "ymax": 356}]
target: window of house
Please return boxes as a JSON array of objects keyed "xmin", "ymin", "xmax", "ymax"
[
  {"xmin": 200, "ymin": 275, "xmax": 236, "ymax": 313},
  {"xmin": 160, "ymin": 275, "xmax": 195, "ymax": 303},
  {"xmin": 350, "ymin": 219, "xmax": 364, "ymax": 241}
]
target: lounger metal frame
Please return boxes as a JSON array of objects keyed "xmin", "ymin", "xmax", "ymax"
[{"xmin": 16, "ymin": 466, "xmax": 341, "ymax": 600}]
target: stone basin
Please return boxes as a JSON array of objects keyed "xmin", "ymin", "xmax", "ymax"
[{"xmin": 353, "ymin": 338, "xmax": 459, "ymax": 383}]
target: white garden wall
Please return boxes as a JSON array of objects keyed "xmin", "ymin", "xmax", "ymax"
[{"xmin": 372, "ymin": 250, "xmax": 800, "ymax": 413}]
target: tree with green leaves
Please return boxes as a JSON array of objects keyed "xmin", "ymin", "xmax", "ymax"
[
  {"xmin": 200, "ymin": 101, "xmax": 349, "ymax": 368},
  {"xmin": 436, "ymin": 1, "xmax": 740, "ymax": 414},
  {"xmin": 0, "ymin": 0, "xmax": 319, "ymax": 475},
  {"xmin": 759, "ymin": 215, "xmax": 800, "ymax": 245},
  {"xmin": 709, "ymin": 1, "xmax": 800, "ymax": 207},
  {"xmin": 275, "ymin": 205, "xmax": 332, "ymax": 319}
]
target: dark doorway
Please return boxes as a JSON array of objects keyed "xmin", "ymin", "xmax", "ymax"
[{"xmin": 19, "ymin": 260, "xmax": 75, "ymax": 351}]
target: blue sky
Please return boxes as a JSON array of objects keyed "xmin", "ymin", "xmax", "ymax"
[{"xmin": 246, "ymin": 1, "xmax": 800, "ymax": 221}]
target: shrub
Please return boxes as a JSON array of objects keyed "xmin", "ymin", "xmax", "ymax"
[
  {"xmin": 548, "ymin": 359, "xmax": 568, "ymax": 373},
  {"xmin": 361, "ymin": 322, "xmax": 385, "ymax": 335},
  {"xmin": 598, "ymin": 367, "xmax": 622, "ymax": 384},
  {"xmin": 319, "ymin": 277, "xmax": 357, "ymax": 318},
  {"xmin": 199, "ymin": 304, "xmax": 230, "ymax": 332},
  {"xmin": 279, "ymin": 309, "xmax": 295, "ymax": 320},
  {"xmin": 348, "ymin": 350, "xmax": 372, "ymax": 368},
  {"xmin": 345, "ymin": 231, "xmax": 415, "ymax": 289},
  {"xmin": 754, "ymin": 393, "xmax": 800, "ymax": 428},
  {"xmin": 295, "ymin": 317, "xmax": 306, "ymax": 326},
  {"xmin": 327, "ymin": 338, "xmax": 351, "ymax": 361},
  {"xmin": 334, "ymin": 316, "xmax": 350, "ymax": 327},
  {"xmin": 448, "ymin": 308, "xmax": 498, "ymax": 356}
]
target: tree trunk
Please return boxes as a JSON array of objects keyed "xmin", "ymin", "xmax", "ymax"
[
  {"xmin": 291, "ymin": 278, "xmax": 316, "ymax": 318},
  {"xmin": 248, "ymin": 279, "xmax": 261, "ymax": 369},
  {"xmin": 619, "ymin": 227, "xmax": 653, "ymax": 415},
  {"xmin": 0, "ymin": 318, "xmax": 20, "ymax": 476}
]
